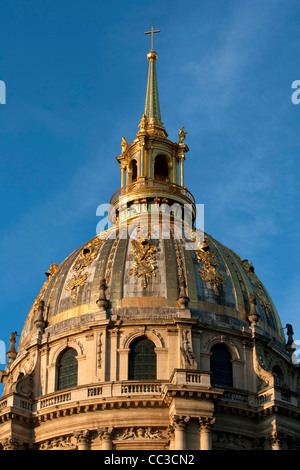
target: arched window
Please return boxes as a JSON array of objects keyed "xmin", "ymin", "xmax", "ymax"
[
  {"xmin": 210, "ymin": 343, "xmax": 233, "ymax": 387},
  {"xmin": 128, "ymin": 338, "xmax": 157, "ymax": 380},
  {"xmin": 131, "ymin": 159, "xmax": 137, "ymax": 183},
  {"xmin": 56, "ymin": 348, "xmax": 78, "ymax": 391},
  {"xmin": 154, "ymin": 155, "xmax": 169, "ymax": 182}
]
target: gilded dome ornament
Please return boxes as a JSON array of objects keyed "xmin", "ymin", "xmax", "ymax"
[
  {"xmin": 65, "ymin": 237, "xmax": 104, "ymax": 299},
  {"xmin": 32, "ymin": 263, "xmax": 58, "ymax": 312},
  {"xmin": 138, "ymin": 113, "xmax": 148, "ymax": 133},
  {"xmin": 72, "ymin": 237, "xmax": 103, "ymax": 272},
  {"xmin": 121, "ymin": 137, "xmax": 128, "ymax": 154},
  {"xmin": 178, "ymin": 126, "xmax": 188, "ymax": 143},
  {"xmin": 195, "ymin": 241, "xmax": 225, "ymax": 295},
  {"xmin": 65, "ymin": 272, "xmax": 90, "ymax": 300}
]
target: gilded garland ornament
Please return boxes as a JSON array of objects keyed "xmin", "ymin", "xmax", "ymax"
[
  {"xmin": 65, "ymin": 272, "xmax": 90, "ymax": 299},
  {"xmin": 195, "ymin": 239, "xmax": 225, "ymax": 295},
  {"xmin": 65, "ymin": 237, "xmax": 104, "ymax": 299},
  {"xmin": 129, "ymin": 237, "xmax": 158, "ymax": 289}
]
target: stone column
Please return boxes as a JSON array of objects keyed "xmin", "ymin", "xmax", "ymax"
[
  {"xmin": 199, "ymin": 417, "xmax": 215, "ymax": 450},
  {"xmin": 74, "ymin": 430, "xmax": 91, "ymax": 451},
  {"xmin": 98, "ymin": 427, "xmax": 114, "ymax": 450},
  {"xmin": 180, "ymin": 156, "xmax": 185, "ymax": 187},
  {"xmin": 140, "ymin": 142, "xmax": 145, "ymax": 177},
  {"xmin": 269, "ymin": 431, "xmax": 283, "ymax": 450},
  {"xmin": 120, "ymin": 165, "xmax": 126, "ymax": 189},
  {"xmin": 149, "ymin": 146, "xmax": 154, "ymax": 178},
  {"xmin": 172, "ymin": 416, "xmax": 190, "ymax": 450}
]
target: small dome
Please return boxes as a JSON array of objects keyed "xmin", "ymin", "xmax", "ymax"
[{"xmin": 19, "ymin": 220, "xmax": 285, "ymax": 351}]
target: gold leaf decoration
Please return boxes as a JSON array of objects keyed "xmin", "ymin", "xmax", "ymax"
[
  {"xmin": 65, "ymin": 237, "xmax": 104, "ymax": 299},
  {"xmin": 32, "ymin": 263, "xmax": 59, "ymax": 312},
  {"xmin": 65, "ymin": 272, "xmax": 90, "ymax": 299},
  {"xmin": 129, "ymin": 238, "xmax": 158, "ymax": 289},
  {"xmin": 195, "ymin": 240, "xmax": 225, "ymax": 295}
]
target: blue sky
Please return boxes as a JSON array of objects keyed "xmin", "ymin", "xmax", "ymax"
[{"xmin": 0, "ymin": 0, "xmax": 300, "ymax": 370}]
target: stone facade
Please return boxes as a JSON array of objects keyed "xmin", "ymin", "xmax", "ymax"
[{"xmin": 0, "ymin": 303, "xmax": 299, "ymax": 450}]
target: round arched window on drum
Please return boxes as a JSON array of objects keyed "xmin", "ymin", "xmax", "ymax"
[
  {"xmin": 128, "ymin": 338, "xmax": 157, "ymax": 381},
  {"xmin": 56, "ymin": 348, "xmax": 78, "ymax": 391}
]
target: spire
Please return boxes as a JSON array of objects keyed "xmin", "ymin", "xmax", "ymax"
[
  {"xmin": 144, "ymin": 49, "xmax": 161, "ymax": 124},
  {"xmin": 143, "ymin": 24, "xmax": 167, "ymax": 136},
  {"xmin": 111, "ymin": 26, "xmax": 194, "ymax": 227}
]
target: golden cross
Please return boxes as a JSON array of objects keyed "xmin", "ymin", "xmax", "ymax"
[{"xmin": 145, "ymin": 23, "xmax": 160, "ymax": 51}]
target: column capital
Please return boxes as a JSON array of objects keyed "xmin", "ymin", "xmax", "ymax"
[
  {"xmin": 2, "ymin": 437, "xmax": 19, "ymax": 450},
  {"xmin": 171, "ymin": 415, "xmax": 190, "ymax": 430},
  {"xmin": 73, "ymin": 429, "xmax": 91, "ymax": 445},
  {"xmin": 98, "ymin": 427, "xmax": 114, "ymax": 441},
  {"xmin": 199, "ymin": 416, "xmax": 216, "ymax": 431}
]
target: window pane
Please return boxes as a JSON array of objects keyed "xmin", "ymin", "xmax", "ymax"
[
  {"xmin": 57, "ymin": 348, "xmax": 78, "ymax": 391},
  {"xmin": 129, "ymin": 338, "xmax": 157, "ymax": 380},
  {"xmin": 210, "ymin": 344, "xmax": 233, "ymax": 387}
]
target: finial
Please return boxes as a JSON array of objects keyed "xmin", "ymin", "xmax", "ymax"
[
  {"xmin": 144, "ymin": 23, "xmax": 165, "ymax": 131},
  {"xmin": 34, "ymin": 300, "xmax": 47, "ymax": 333},
  {"xmin": 248, "ymin": 293, "xmax": 259, "ymax": 325},
  {"xmin": 6, "ymin": 332, "xmax": 17, "ymax": 364},
  {"xmin": 96, "ymin": 278, "xmax": 109, "ymax": 311},
  {"xmin": 145, "ymin": 23, "xmax": 160, "ymax": 52},
  {"xmin": 138, "ymin": 113, "xmax": 148, "ymax": 133},
  {"xmin": 177, "ymin": 278, "xmax": 190, "ymax": 309}
]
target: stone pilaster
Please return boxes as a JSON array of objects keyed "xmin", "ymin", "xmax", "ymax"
[{"xmin": 109, "ymin": 330, "xmax": 119, "ymax": 381}]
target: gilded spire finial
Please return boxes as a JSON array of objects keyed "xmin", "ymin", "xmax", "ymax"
[
  {"xmin": 144, "ymin": 23, "xmax": 165, "ymax": 132},
  {"xmin": 145, "ymin": 23, "xmax": 160, "ymax": 52}
]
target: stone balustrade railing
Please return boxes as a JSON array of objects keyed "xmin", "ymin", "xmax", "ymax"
[{"xmin": 0, "ymin": 377, "xmax": 296, "ymax": 416}]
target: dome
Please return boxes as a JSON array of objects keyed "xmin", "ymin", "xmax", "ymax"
[
  {"xmin": 19, "ymin": 220, "xmax": 285, "ymax": 351},
  {"xmin": 2, "ymin": 30, "xmax": 298, "ymax": 452}
]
